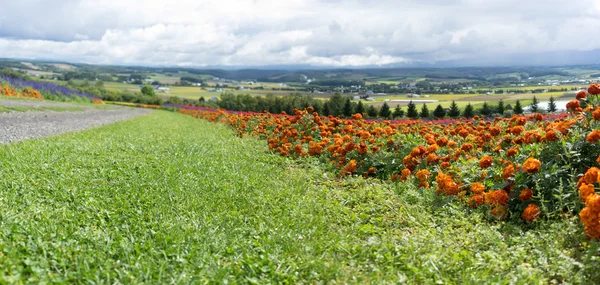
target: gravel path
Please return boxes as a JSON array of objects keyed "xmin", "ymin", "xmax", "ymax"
[{"xmin": 0, "ymin": 100, "xmax": 153, "ymax": 144}]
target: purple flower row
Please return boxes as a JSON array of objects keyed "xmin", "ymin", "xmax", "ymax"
[{"xmin": 0, "ymin": 76, "xmax": 98, "ymax": 100}]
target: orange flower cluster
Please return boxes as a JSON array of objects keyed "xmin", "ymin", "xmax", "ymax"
[
  {"xmin": 178, "ymin": 83, "xmax": 600, "ymax": 230},
  {"xmin": 0, "ymin": 84, "xmax": 44, "ymax": 99},
  {"xmin": 522, "ymin": 204, "xmax": 540, "ymax": 222},
  {"xmin": 522, "ymin": 157, "xmax": 541, "ymax": 174}
]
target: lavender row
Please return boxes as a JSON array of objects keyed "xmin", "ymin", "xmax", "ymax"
[{"xmin": 0, "ymin": 76, "xmax": 98, "ymax": 100}]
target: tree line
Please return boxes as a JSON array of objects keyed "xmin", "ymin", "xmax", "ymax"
[{"xmin": 201, "ymin": 93, "xmax": 559, "ymax": 119}]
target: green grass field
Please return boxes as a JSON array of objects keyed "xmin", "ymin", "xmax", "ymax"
[{"xmin": 0, "ymin": 111, "xmax": 597, "ymax": 283}]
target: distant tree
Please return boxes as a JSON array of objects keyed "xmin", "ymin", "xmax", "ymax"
[
  {"xmin": 433, "ymin": 104, "xmax": 446, "ymax": 119},
  {"xmin": 392, "ymin": 105, "xmax": 404, "ymax": 118},
  {"xmin": 141, "ymin": 85, "xmax": 156, "ymax": 96},
  {"xmin": 327, "ymin": 93, "xmax": 346, "ymax": 117},
  {"xmin": 547, "ymin": 95, "xmax": 557, "ymax": 113},
  {"xmin": 480, "ymin": 102, "xmax": 492, "ymax": 116},
  {"xmin": 95, "ymin": 80, "xmax": 104, "ymax": 88},
  {"xmin": 168, "ymin": 96, "xmax": 183, "ymax": 104},
  {"xmin": 419, "ymin": 103, "xmax": 430, "ymax": 119},
  {"xmin": 366, "ymin": 105, "xmax": 378, "ymax": 118},
  {"xmin": 530, "ymin": 95, "xmax": 539, "ymax": 113},
  {"xmin": 322, "ymin": 103, "xmax": 330, "ymax": 116},
  {"xmin": 355, "ymin": 101, "xmax": 365, "ymax": 115},
  {"xmin": 496, "ymin": 100, "xmax": 505, "ymax": 115},
  {"xmin": 505, "ymin": 104, "xmax": 513, "ymax": 111},
  {"xmin": 343, "ymin": 98, "xmax": 353, "ymax": 117},
  {"xmin": 463, "ymin": 103, "xmax": 475, "ymax": 118},
  {"xmin": 514, "ymin": 100, "xmax": 524, "ymax": 114},
  {"xmin": 199, "ymin": 96, "xmax": 205, "ymax": 103},
  {"xmin": 407, "ymin": 101, "xmax": 419, "ymax": 119},
  {"xmin": 379, "ymin": 102, "xmax": 391, "ymax": 119},
  {"xmin": 448, "ymin": 100, "xmax": 461, "ymax": 118}
]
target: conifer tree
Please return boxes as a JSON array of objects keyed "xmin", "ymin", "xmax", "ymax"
[
  {"xmin": 448, "ymin": 100, "xmax": 461, "ymax": 118},
  {"xmin": 407, "ymin": 100, "xmax": 419, "ymax": 119},
  {"xmin": 433, "ymin": 104, "xmax": 446, "ymax": 119},
  {"xmin": 463, "ymin": 103, "xmax": 475, "ymax": 118},
  {"xmin": 514, "ymin": 100, "xmax": 524, "ymax": 114},
  {"xmin": 355, "ymin": 100, "xmax": 365, "ymax": 115},
  {"xmin": 530, "ymin": 95, "xmax": 539, "ymax": 113},
  {"xmin": 547, "ymin": 95, "xmax": 557, "ymax": 113},
  {"xmin": 379, "ymin": 102, "xmax": 391, "ymax": 119},
  {"xmin": 419, "ymin": 103, "xmax": 430, "ymax": 119},
  {"xmin": 392, "ymin": 105, "xmax": 404, "ymax": 118}
]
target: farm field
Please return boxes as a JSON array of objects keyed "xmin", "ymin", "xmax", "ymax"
[
  {"xmin": 367, "ymin": 91, "xmax": 571, "ymax": 110},
  {"xmin": 0, "ymin": 111, "xmax": 596, "ymax": 283}
]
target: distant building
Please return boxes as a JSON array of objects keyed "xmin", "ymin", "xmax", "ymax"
[{"xmin": 156, "ymin": 86, "xmax": 171, "ymax": 92}]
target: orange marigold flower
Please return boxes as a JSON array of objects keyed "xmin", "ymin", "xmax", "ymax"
[
  {"xmin": 583, "ymin": 167, "xmax": 599, "ymax": 184},
  {"xmin": 544, "ymin": 130, "xmax": 559, "ymax": 142},
  {"xmin": 351, "ymin": 113, "xmax": 363, "ymax": 120},
  {"xmin": 490, "ymin": 206, "xmax": 508, "ymax": 220},
  {"xmin": 576, "ymin": 90, "xmax": 588, "ymax": 100},
  {"xmin": 470, "ymin": 182, "xmax": 486, "ymax": 195},
  {"xmin": 502, "ymin": 164, "xmax": 515, "ymax": 180},
  {"xmin": 484, "ymin": 190, "xmax": 510, "ymax": 206},
  {"xmin": 587, "ymin": 130, "xmax": 600, "ymax": 143},
  {"xmin": 519, "ymin": 188, "xmax": 533, "ymax": 201},
  {"xmin": 435, "ymin": 172, "xmax": 460, "ymax": 195},
  {"xmin": 588, "ymin": 83, "xmax": 600, "ymax": 95},
  {"xmin": 593, "ymin": 108, "xmax": 600, "ymax": 121},
  {"xmin": 522, "ymin": 204, "xmax": 540, "ymax": 222},
  {"xmin": 401, "ymin": 168, "xmax": 411, "ymax": 181},
  {"xmin": 468, "ymin": 195, "xmax": 484, "ymax": 208},
  {"xmin": 506, "ymin": 148, "xmax": 518, "ymax": 157},
  {"xmin": 440, "ymin": 161, "xmax": 450, "ymax": 169},
  {"xmin": 479, "ymin": 155, "xmax": 493, "ymax": 169},
  {"xmin": 460, "ymin": 143, "xmax": 473, "ymax": 152},
  {"xmin": 415, "ymin": 169, "xmax": 430, "ymax": 182},
  {"xmin": 342, "ymin": 159, "xmax": 357, "ymax": 175},
  {"xmin": 566, "ymin": 100, "xmax": 580, "ymax": 111},
  {"xmin": 580, "ymin": 183, "xmax": 595, "ymax": 202},
  {"xmin": 522, "ymin": 157, "xmax": 541, "ymax": 174}
]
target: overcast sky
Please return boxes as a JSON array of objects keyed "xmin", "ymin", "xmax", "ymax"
[{"xmin": 1, "ymin": 0, "xmax": 600, "ymax": 67}]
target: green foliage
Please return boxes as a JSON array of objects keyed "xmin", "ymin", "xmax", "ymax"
[
  {"xmin": 343, "ymin": 98, "xmax": 353, "ymax": 118},
  {"xmin": 355, "ymin": 101, "xmax": 365, "ymax": 115},
  {"xmin": 514, "ymin": 100, "xmax": 524, "ymax": 114},
  {"xmin": 325, "ymin": 93, "xmax": 346, "ymax": 117},
  {"xmin": 433, "ymin": 104, "xmax": 446, "ymax": 119},
  {"xmin": 496, "ymin": 99, "xmax": 505, "ymax": 115},
  {"xmin": 392, "ymin": 105, "xmax": 404, "ymax": 119},
  {"xmin": 407, "ymin": 101, "xmax": 418, "ymax": 119},
  {"xmin": 463, "ymin": 103, "xmax": 475, "ymax": 118},
  {"xmin": 366, "ymin": 105, "xmax": 378, "ymax": 118},
  {"xmin": 141, "ymin": 85, "xmax": 156, "ymax": 96},
  {"xmin": 448, "ymin": 100, "xmax": 461, "ymax": 118},
  {"xmin": 480, "ymin": 102, "xmax": 492, "ymax": 116},
  {"xmin": 419, "ymin": 103, "xmax": 429, "ymax": 119},
  {"xmin": 547, "ymin": 96, "xmax": 557, "ymax": 113},
  {"xmin": 379, "ymin": 102, "xmax": 391, "ymax": 119},
  {"xmin": 530, "ymin": 95, "xmax": 540, "ymax": 113}
]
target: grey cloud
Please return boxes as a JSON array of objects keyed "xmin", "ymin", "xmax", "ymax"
[{"xmin": 0, "ymin": 0, "xmax": 599, "ymax": 67}]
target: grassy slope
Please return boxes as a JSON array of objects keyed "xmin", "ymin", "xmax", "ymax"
[{"xmin": 0, "ymin": 111, "xmax": 597, "ymax": 283}]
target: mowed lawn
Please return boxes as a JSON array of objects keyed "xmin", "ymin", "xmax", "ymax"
[{"xmin": 0, "ymin": 111, "xmax": 596, "ymax": 283}]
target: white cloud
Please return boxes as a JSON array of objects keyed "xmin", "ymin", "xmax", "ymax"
[{"xmin": 0, "ymin": 0, "xmax": 599, "ymax": 67}]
